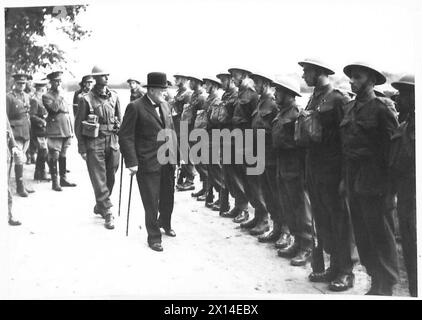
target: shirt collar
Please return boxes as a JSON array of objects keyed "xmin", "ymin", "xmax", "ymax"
[{"xmin": 146, "ymin": 94, "xmax": 157, "ymax": 106}]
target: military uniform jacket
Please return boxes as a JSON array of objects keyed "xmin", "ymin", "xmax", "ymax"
[
  {"xmin": 7, "ymin": 119, "xmax": 18, "ymax": 167},
  {"xmin": 42, "ymin": 90, "xmax": 73, "ymax": 138},
  {"xmin": 30, "ymin": 93, "xmax": 48, "ymax": 137},
  {"xmin": 340, "ymin": 91, "xmax": 398, "ymax": 195},
  {"xmin": 305, "ymin": 83, "xmax": 350, "ymax": 162},
  {"xmin": 181, "ymin": 89, "xmax": 206, "ymax": 126},
  {"xmin": 208, "ymin": 87, "xmax": 238, "ymax": 129},
  {"xmin": 6, "ymin": 90, "xmax": 31, "ymax": 141},
  {"xmin": 203, "ymin": 92, "xmax": 221, "ymax": 130},
  {"xmin": 232, "ymin": 82, "xmax": 259, "ymax": 129},
  {"xmin": 172, "ymin": 87, "xmax": 192, "ymax": 118},
  {"xmin": 272, "ymin": 100, "xmax": 301, "ymax": 151},
  {"xmin": 118, "ymin": 95, "xmax": 175, "ymax": 173},
  {"xmin": 75, "ymin": 87, "xmax": 121, "ymax": 154},
  {"xmin": 389, "ymin": 113, "xmax": 414, "ymax": 178},
  {"xmin": 251, "ymin": 93, "xmax": 279, "ymax": 166},
  {"xmin": 73, "ymin": 88, "xmax": 89, "ymax": 116}
]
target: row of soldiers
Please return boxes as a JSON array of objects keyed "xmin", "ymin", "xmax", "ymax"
[{"xmin": 168, "ymin": 60, "xmax": 416, "ymax": 297}]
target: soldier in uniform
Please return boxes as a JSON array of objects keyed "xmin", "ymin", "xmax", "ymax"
[
  {"xmin": 7, "ymin": 119, "xmax": 22, "ymax": 226},
  {"xmin": 43, "ymin": 71, "xmax": 76, "ymax": 192},
  {"xmin": 187, "ymin": 75, "xmax": 209, "ymax": 200},
  {"xmin": 249, "ymin": 72, "xmax": 285, "ymax": 240},
  {"xmin": 127, "ymin": 77, "xmax": 145, "ymax": 102},
  {"xmin": 299, "ymin": 58, "xmax": 354, "ymax": 289},
  {"xmin": 75, "ymin": 66, "xmax": 121, "ymax": 230},
  {"xmin": 228, "ymin": 68, "xmax": 273, "ymax": 235},
  {"xmin": 270, "ymin": 77, "xmax": 314, "ymax": 265},
  {"xmin": 341, "ymin": 62, "xmax": 399, "ymax": 295},
  {"xmin": 73, "ymin": 75, "xmax": 94, "ymax": 117},
  {"xmin": 6, "ymin": 72, "xmax": 35, "ymax": 197},
  {"xmin": 203, "ymin": 77, "xmax": 230, "ymax": 213},
  {"xmin": 215, "ymin": 72, "xmax": 247, "ymax": 218},
  {"xmin": 390, "ymin": 74, "xmax": 416, "ymax": 297},
  {"xmin": 30, "ymin": 79, "xmax": 50, "ymax": 181},
  {"xmin": 172, "ymin": 74, "xmax": 194, "ymax": 191}
]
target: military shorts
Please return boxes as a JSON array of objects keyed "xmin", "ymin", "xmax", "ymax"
[
  {"xmin": 36, "ymin": 137, "xmax": 48, "ymax": 150},
  {"xmin": 47, "ymin": 137, "xmax": 71, "ymax": 156}
]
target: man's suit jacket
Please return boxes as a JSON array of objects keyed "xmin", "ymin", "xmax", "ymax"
[{"xmin": 119, "ymin": 95, "xmax": 176, "ymax": 173}]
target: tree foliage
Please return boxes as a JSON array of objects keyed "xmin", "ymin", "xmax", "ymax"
[{"xmin": 5, "ymin": 5, "xmax": 90, "ymax": 87}]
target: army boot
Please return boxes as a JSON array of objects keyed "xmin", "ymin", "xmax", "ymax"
[
  {"xmin": 192, "ymin": 180, "xmax": 206, "ymax": 197},
  {"xmin": 249, "ymin": 218, "xmax": 270, "ymax": 236},
  {"xmin": 233, "ymin": 209, "xmax": 249, "ymax": 223},
  {"xmin": 59, "ymin": 157, "xmax": 76, "ymax": 187},
  {"xmin": 15, "ymin": 164, "xmax": 28, "ymax": 197},
  {"xmin": 258, "ymin": 222, "xmax": 282, "ymax": 242},
  {"xmin": 38, "ymin": 149, "xmax": 50, "ymax": 181},
  {"xmin": 50, "ymin": 159, "xmax": 62, "ymax": 192},
  {"xmin": 104, "ymin": 212, "xmax": 115, "ymax": 230}
]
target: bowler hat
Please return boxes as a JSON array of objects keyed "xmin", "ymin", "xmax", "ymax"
[
  {"xmin": 91, "ymin": 65, "xmax": 109, "ymax": 76},
  {"xmin": 298, "ymin": 58, "xmax": 335, "ymax": 75},
  {"xmin": 12, "ymin": 72, "xmax": 29, "ymax": 83},
  {"xmin": 343, "ymin": 62, "xmax": 386, "ymax": 85},
  {"xmin": 143, "ymin": 72, "xmax": 168, "ymax": 89},
  {"xmin": 203, "ymin": 77, "xmax": 221, "ymax": 88},
  {"xmin": 47, "ymin": 71, "xmax": 63, "ymax": 81},
  {"xmin": 272, "ymin": 76, "xmax": 302, "ymax": 97},
  {"xmin": 391, "ymin": 74, "xmax": 415, "ymax": 91},
  {"xmin": 228, "ymin": 67, "xmax": 252, "ymax": 76}
]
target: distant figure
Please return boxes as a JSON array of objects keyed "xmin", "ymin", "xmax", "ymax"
[
  {"xmin": 7, "ymin": 119, "xmax": 22, "ymax": 226},
  {"xmin": 73, "ymin": 75, "xmax": 94, "ymax": 117},
  {"xmin": 127, "ymin": 77, "xmax": 145, "ymax": 101}
]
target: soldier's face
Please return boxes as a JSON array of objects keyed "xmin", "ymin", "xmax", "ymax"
[
  {"xmin": 83, "ymin": 81, "xmax": 94, "ymax": 91},
  {"xmin": 302, "ymin": 65, "xmax": 318, "ymax": 87},
  {"xmin": 254, "ymin": 78, "xmax": 264, "ymax": 94},
  {"xmin": 231, "ymin": 71, "xmax": 243, "ymax": 87},
  {"xmin": 397, "ymin": 87, "xmax": 415, "ymax": 114},
  {"xmin": 275, "ymin": 88, "xmax": 286, "ymax": 104},
  {"xmin": 220, "ymin": 76, "xmax": 230, "ymax": 90},
  {"xmin": 95, "ymin": 75, "xmax": 108, "ymax": 86},
  {"xmin": 128, "ymin": 81, "xmax": 138, "ymax": 90},
  {"xmin": 51, "ymin": 79, "xmax": 62, "ymax": 90},
  {"xmin": 205, "ymin": 81, "xmax": 212, "ymax": 93},
  {"xmin": 14, "ymin": 82, "xmax": 25, "ymax": 92},
  {"xmin": 349, "ymin": 68, "xmax": 374, "ymax": 94}
]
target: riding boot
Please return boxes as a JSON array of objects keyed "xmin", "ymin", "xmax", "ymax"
[
  {"xmin": 59, "ymin": 157, "xmax": 76, "ymax": 187},
  {"xmin": 50, "ymin": 159, "xmax": 62, "ymax": 192},
  {"xmin": 15, "ymin": 164, "xmax": 28, "ymax": 197}
]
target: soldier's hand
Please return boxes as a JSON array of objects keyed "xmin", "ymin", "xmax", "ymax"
[
  {"xmin": 128, "ymin": 166, "xmax": 138, "ymax": 175},
  {"xmin": 12, "ymin": 147, "xmax": 19, "ymax": 157},
  {"xmin": 80, "ymin": 153, "xmax": 87, "ymax": 161}
]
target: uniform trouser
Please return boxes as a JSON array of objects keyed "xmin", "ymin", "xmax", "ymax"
[
  {"xmin": 277, "ymin": 152, "xmax": 312, "ymax": 247},
  {"xmin": 86, "ymin": 136, "xmax": 120, "ymax": 214},
  {"xmin": 47, "ymin": 137, "xmax": 71, "ymax": 160},
  {"xmin": 137, "ymin": 164, "xmax": 175, "ymax": 244},
  {"xmin": 13, "ymin": 139, "xmax": 30, "ymax": 165},
  {"xmin": 261, "ymin": 165, "xmax": 285, "ymax": 226},
  {"xmin": 306, "ymin": 155, "xmax": 353, "ymax": 275},
  {"xmin": 223, "ymin": 164, "xmax": 248, "ymax": 211},
  {"xmin": 208, "ymin": 164, "xmax": 224, "ymax": 192},
  {"xmin": 396, "ymin": 174, "xmax": 417, "ymax": 296},
  {"xmin": 345, "ymin": 161, "xmax": 399, "ymax": 285},
  {"xmin": 245, "ymin": 172, "xmax": 268, "ymax": 219}
]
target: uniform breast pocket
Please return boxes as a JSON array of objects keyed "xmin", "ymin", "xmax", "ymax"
[{"xmin": 93, "ymin": 104, "xmax": 105, "ymax": 119}]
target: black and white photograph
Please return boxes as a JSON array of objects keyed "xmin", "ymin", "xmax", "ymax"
[{"xmin": 0, "ymin": 0, "xmax": 420, "ymax": 301}]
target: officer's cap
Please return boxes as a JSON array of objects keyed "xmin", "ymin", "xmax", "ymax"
[
  {"xmin": 34, "ymin": 79, "xmax": 49, "ymax": 87},
  {"xmin": 343, "ymin": 62, "xmax": 386, "ymax": 85},
  {"xmin": 47, "ymin": 71, "xmax": 63, "ymax": 81},
  {"xmin": 12, "ymin": 72, "xmax": 29, "ymax": 83},
  {"xmin": 298, "ymin": 58, "xmax": 335, "ymax": 75}
]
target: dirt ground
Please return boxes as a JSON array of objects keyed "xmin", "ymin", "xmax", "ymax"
[{"xmin": 0, "ymin": 139, "xmax": 411, "ymax": 299}]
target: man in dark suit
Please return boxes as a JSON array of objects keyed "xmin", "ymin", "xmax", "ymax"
[{"xmin": 119, "ymin": 72, "xmax": 177, "ymax": 252}]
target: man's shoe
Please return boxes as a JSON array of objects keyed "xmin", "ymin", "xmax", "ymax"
[
  {"xmin": 277, "ymin": 241, "xmax": 300, "ymax": 258},
  {"xmin": 197, "ymin": 194, "xmax": 207, "ymax": 201},
  {"xmin": 191, "ymin": 187, "xmax": 206, "ymax": 198},
  {"xmin": 178, "ymin": 181, "xmax": 195, "ymax": 191},
  {"xmin": 240, "ymin": 217, "xmax": 259, "ymax": 229},
  {"xmin": 212, "ymin": 203, "xmax": 221, "ymax": 211},
  {"xmin": 164, "ymin": 229, "xmax": 176, "ymax": 237},
  {"xmin": 291, "ymin": 248, "xmax": 312, "ymax": 266},
  {"xmin": 206, "ymin": 199, "xmax": 217, "ymax": 208},
  {"xmin": 309, "ymin": 268, "xmax": 337, "ymax": 283},
  {"xmin": 249, "ymin": 220, "xmax": 270, "ymax": 236},
  {"xmin": 233, "ymin": 210, "xmax": 249, "ymax": 223},
  {"xmin": 93, "ymin": 205, "xmax": 105, "ymax": 218},
  {"xmin": 25, "ymin": 185, "xmax": 35, "ymax": 193},
  {"xmin": 149, "ymin": 242, "xmax": 163, "ymax": 252},
  {"xmin": 258, "ymin": 226, "xmax": 282, "ymax": 243},
  {"xmin": 220, "ymin": 207, "xmax": 240, "ymax": 218},
  {"xmin": 8, "ymin": 218, "xmax": 22, "ymax": 226},
  {"xmin": 60, "ymin": 177, "xmax": 77, "ymax": 187},
  {"xmin": 104, "ymin": 214, "xmax": 115, "ymax": 230},
  {"xmin": 274, "ymin": 233, "xmax": 293, "ymax": 249},
  {"xmin": 329, "ymin": 273, "xmax": 355, "ymax": 292}
]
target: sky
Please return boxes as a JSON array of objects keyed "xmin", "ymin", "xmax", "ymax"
[{"xmin": 4, "ymin": 0, "xmax": 421, "ymax": 84}]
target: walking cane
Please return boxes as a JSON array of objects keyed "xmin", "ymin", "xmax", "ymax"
[
  {"xmin": 118, "ymin": 155, "xmax": 124, "ymax": 217},
  {"xmin": 126, "ymin": 173, "xmax": 134, "ymax": 236}
]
